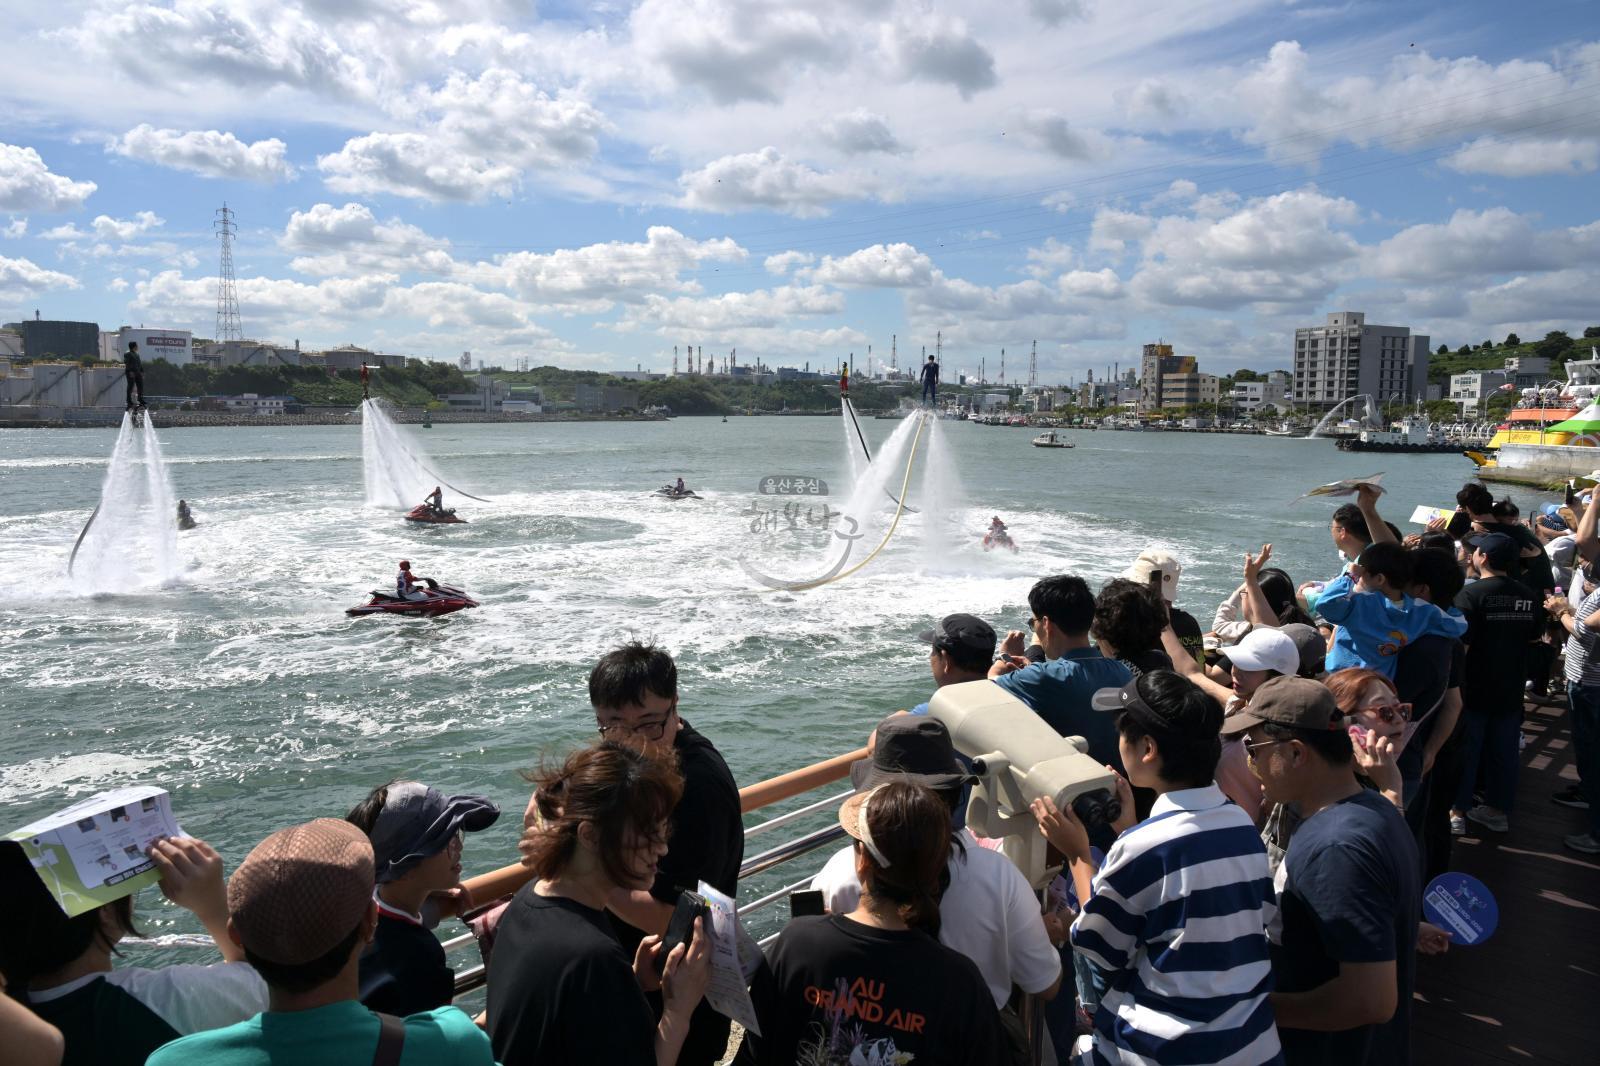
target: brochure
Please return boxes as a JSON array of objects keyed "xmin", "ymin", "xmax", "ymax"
[
  {"xmin": 1409, "ymin": 505, "xmax": 1454, "ymax": 526},
  {"xmin": 697, "ymin": 880, "xmax": 762, "ymax": 1035},
  {"xmin": 1296, "ymin": 473, "xmax": 1385, "ymax": 502},
  {"xmin": 5, "ymin": 786, "xmax": 183, "ymax": 917}
]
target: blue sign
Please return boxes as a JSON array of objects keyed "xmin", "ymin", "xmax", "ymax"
[{"xmin": 1422, "ymin": 872, "xmax": 1498, "ymax": 946}]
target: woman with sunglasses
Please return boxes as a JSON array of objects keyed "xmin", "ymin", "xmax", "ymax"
[{"xmin": 1325, "ymin": 668, "xmax": 1411, "ymax": 813}]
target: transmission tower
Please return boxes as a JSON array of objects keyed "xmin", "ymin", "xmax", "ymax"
[
  {"xmin": 1028, "ymin": 340, "xmax": 1038, "ymax": 388},
  {"xmin": 1000, "ymin": 347, "xmax": 1005, "ymax": 385},
  {"xmin": 214, "ymin": 204, "xmax": 243, "ymax": 341}
]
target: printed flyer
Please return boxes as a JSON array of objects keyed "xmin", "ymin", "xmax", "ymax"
[{"xmin": 6, "ymin": 785, "xmax": 183, "ymax": 916}]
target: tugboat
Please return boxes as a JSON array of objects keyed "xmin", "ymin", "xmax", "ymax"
[
  {"xmin": 1030, "ymin": 430, "xmax": 1073, "ymax": 448},
  {"xmin": 1335, "ymin": 414, "xmax": 1461, "ymax": 454}
]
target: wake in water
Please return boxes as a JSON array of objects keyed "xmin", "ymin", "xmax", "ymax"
[{"xmin": 69, "ymin": 413, "xmax": 182, "ymax": 594}]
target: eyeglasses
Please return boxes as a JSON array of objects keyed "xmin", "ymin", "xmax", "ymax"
[
  {"xmin": 597, "ymin": 700, "xmax": 678, "ymax": 741},
  {"xmin": 1242, "ymin": 737, "xmax": 1291, "ymax": 763},
  {"xmin": 1357, "ymin": 702, "xmax": 1413, "ymax": 724}
]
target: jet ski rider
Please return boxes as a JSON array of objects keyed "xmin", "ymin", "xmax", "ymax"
[
  {"xmin": 675, "ymin": 477, "xmax": 686, "ymax": 494},
  {"xmin": 424, "ymin": 485, "xmax": 444, "ymax": 516},
  {"xmin": 397, "ymin": 560, "xmax": 430, "ymax": 601},
  {"xmin": 989, "ymin": 516, "xmax": 1007, "ymax": 536}
]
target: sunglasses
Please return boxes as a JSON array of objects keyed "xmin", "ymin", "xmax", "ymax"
[
  {"xmin": 1356, "ymin": 702, "xmax": 1413, "ymax": 724},
  {"xmin": 1242, "ymin": 737, "xmax": 1291, "ymax": 763}
]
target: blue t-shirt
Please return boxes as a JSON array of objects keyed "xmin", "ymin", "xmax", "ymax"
[
  {"xmin": 990, "ymin": 648, "xmax": 1133, "ymax": 772},
  {"xmin": 147, "ymin": 1001, "xmax": 494, "ymax": 1066},
  {"xmin": 1313, "ymin": 574, "xmax": 1467, "ymax": 679},
  {"xmin": 1273, "ymin": 789, "xmax": 1420, "ymax": 1066}
]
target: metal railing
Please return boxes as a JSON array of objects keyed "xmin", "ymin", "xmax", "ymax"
[{"xmin": 448, "ymin": 746, "xmax": 868, "ymax": 998}]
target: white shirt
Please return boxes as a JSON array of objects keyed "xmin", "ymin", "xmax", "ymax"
[{"xmin": 810, "ymin": 828, "xmax": 1061, "ymax": 1008}]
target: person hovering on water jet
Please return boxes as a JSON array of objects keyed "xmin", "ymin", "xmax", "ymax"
[
  {"xmin": 921, "ymin": 352, "xmax": 939, "ymax": 407},
  {"xmin": 360, "ymin": 363, "xmax": 371, "ymax": 401},
  {"xmin": 123, "ymin": 341, "xmax": 145, "ymax": 410},
  {"xmin": 839, "ymin": 362, "xmax": 849, "ymax": 394}
]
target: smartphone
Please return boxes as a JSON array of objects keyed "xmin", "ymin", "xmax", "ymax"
[
  {"xmin": 1446, "ymin": 510, "xmax": 1472, "ymax": 538},
  {"xmin": 654, "ymin": 890, "xmax": 710, "ymax": 975},
  {"xmin": 789, "ymin": 889, "xmax": 825, "ymax": 918}
]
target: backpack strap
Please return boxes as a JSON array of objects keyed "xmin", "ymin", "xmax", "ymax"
[{"xmin": 372, "ymin": 1012, "xmax": 406, "ymax": 1066}]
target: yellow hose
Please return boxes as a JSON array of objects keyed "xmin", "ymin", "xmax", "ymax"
[{"xmin": 782, "ymin": 410, "xmax": 929, "ymax": 592}]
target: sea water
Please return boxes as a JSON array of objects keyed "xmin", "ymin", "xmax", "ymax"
[{"xmin": 0, "ymin": 417, "xmax": 1501, "ymax": 950}]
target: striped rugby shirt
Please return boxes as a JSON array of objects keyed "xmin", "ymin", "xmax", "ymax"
[
  {"xmin": 1071, "ymin": 784, "xmax": 1283, "ymax": 1066},
  {"xmin": 1564, "ymin": 586, "xmax": 1600, "ymax": 686}
]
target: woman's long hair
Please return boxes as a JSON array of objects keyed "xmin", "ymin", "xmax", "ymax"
[{"xmin": 855, "ymin": 782, "xmax": 957, "ymax": 937}]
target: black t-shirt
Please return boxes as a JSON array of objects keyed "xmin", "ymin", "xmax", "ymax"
[
  {"xmin": 612, "ymin": 719, "xmax": 743, "ymax": 1066},
  {"xmin": 1393, "ymin": 633, "xmax": 1463, "ymax": 781},
  {"xmin": 1117, "ymin": 647, "xmax": 1173, "ymax": 679},
  {"xmin": 921, "ymin": 361, "xmax": 939, "ymax": 385},
  {"xmin": 23, "ymin": 977, "xmax": 178, "ymax": 1066},
  {"xmin": 735, "ymin": 915, "xmax": 1004, "ymax": 1066},
  {"xmin": 1169, "ymin": 606, "xmax": 1206, "ymax": 666},
  {"xmin": 1274, "ymin": 789, "xmax": 1420, "ymax": 1066},
  {"xmin": 486, "ymin": 887, "xmax": 657, "ymax": 1066},
  {"xmin": 1497, "ymin": 521, "xmax": 1555, "ymax": 592},
  {"xmin": 123, "ymin": 350, "xmax": 142, "ymax": 374},
  {"xmin": 358, "ymin": 909, "xmax": 454, "ymax": 1017},
  {"xmin": 1454, "ymin": 576, "xmax": 1540, "ymax": 712}
]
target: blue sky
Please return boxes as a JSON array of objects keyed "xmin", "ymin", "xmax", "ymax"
[{"xmin": 1, "ymin": 0, "xmax": 1597, "ymax": 381}]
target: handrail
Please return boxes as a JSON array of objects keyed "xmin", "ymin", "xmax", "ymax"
[{"xmin": 458, "ymin": 745, "xmax": 868, "ymax": 905}]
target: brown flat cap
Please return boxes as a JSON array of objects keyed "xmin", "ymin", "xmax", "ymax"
[
  {"xmin": 1220, "ymin": 675, "xmax": 1342, "ymax": 737},
  {"xmin": 228, "ymin": 818, "xmax": 374, "ymax": 966}
]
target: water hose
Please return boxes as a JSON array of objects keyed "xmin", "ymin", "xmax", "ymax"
[
  {"xmin": 67, "ymin": 504, "xmax": 100, "ymax": 576},
  {"xmin": 758, "ymin": 410, "xmax": 929, "ymax": 592}
]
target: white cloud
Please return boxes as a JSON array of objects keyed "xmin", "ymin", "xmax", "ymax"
[
  {"xmin": 1444, "ymin": 136, "xmax": 1600, "ymax": 178},
  {"xmin": 1042, "ymin": 190, "xmax": 1074, "ymax": 214},
  {"xmin": 629, "ymin": 285, "xmax": 843, "ymax": 332},
  {"xmin": 1016, "ymin": 109, "xmax": 1111, "ymax": 161},
  {"xmin": 41, "ymin": 223, "xmax": 87, "ymax": 241},
  {"xmin": 319, "ymin": 132, "xmax": 520, "ymax": 202},
  {"xmin": 1024, "ymin": 237, "xmax": 1075, "ymax": 278},
  {"xmin": 3, "ymin": 219, "xmax": 25, "ymax": 238},
  {"xmin": 491, "ymin": 226, "xmax": 747, "ymax": 312},
  {"xmin": 0, "ymin": 144, "xmax": 97, "ymax": 213},
  {"xmin": 1089, "ymin": 207, "xmax": 1155, "ymax": 254},
  {"xmin": 1118, "ymin": 78, "xmax": 1188, "ymax": 122},
  {"xmin": 282, "ymin": 202, "xmax": 454, "ymax": 276},
  {"xmin": 1028, "ymin": 0, "xmax": 1089, "ymax": 26},
  {"xmin": 1469, "ymin": 269, "xmax": 1600, "ymax": 326},
  {"xmin": 807, "ymin": 243, "xmax": 936, "ymax": 288},
  {"xmin": 879, "ymin": 17, "xmax": 998, "ymax": 98},
  {"xmin": 678, "ymin": 147, "xmax": 883, "ymax": 218},
  {"xmin": 108, "ymin": 276, "xmax": 128, "ymax": 291},
  {"xmin": 1372, "ymin": 208, "xmax": 1600, "ymax": 282},
  {"xmin": 1058, "ymin": 268, "xmax": 1124, "ymax": 300},
  {"xmin": 109, "ymin": 125, "xmax": 295, "ymax": 183},
  {"xmin": 91, "ymin": 211, "xmax": 164, "ymax": 241},
  {"xmin": 0, "ymin": 255, "xmax": 79, "ymax": 299},
  {"xmin": 629, "ymin": 0, "xmax": 838, "ymax": 105},
  {"xmin": 818, "ymin": 109, "xmax": 908, "ymax": 155},
  {"xmin": 764, "ymin": 251, "xmax": 815, "ymax": 275}
]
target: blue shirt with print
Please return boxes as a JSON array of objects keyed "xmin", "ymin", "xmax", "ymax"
[
  {"xmin": 1314, "ymin": 573, "xmax": 1468, "ymax": 679},
  {"xmin": 990, "ymin": 647, "xmax": 1133, "ymax": 773}
]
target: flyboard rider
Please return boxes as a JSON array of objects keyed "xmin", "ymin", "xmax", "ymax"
[
  {"xmin": 360, "ymin": 364, "xmax": 371, "ymax": 400},
  {"xmin": 124, "ymin": 341, "xmax": 146, "ymax": 410},
  {"xmin": 921, "ymin": 352, "xmax": 939, "ymax": 407}
]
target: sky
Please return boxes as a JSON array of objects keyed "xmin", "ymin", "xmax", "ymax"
[{"xmin": 1, "ymin": 0, "xmax": 1597, "ymax": 383}]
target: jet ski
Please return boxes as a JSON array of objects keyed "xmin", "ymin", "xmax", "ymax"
[
  {"xmin": 982, "ymin": 530, "xmax": 1019, "ymax": 553},
  {"xmin": 653, "ymin": 485, "xmax": 700, "ymax": 500},
  {"xmin": 405, "ymin": 504, "xmax": 467, "ymax": 524},
  {"xmin": 347, "ymin": 579, "xmax": 478, "ymax": 617}
]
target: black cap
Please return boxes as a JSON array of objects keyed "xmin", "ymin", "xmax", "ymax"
[
  {"xmin": 367, "ymin": 783, "xmax": 500, "ymax": 884},
  {"xmin": 851, "ymin": 715, "xmax": 974, "ymax": 790},
  {"xmin": 917, "ymin": 613, "xmax": 997, "ymax": 654},
  {"xmin": 1091, "ymin": 677, "xmax": 1222, "ymax": 737},
  {"xmin": 1463, "ymin": 531, "xmax": 1517, "ymax": 571}
]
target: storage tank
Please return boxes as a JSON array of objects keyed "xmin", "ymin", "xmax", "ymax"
[
  {"xmin": 81, "ymin": 366, "xmax": 128, "ymax": 407},
  {"xmin": 29, "ymin": 363, "xmax": 83, "ymax": 407}
]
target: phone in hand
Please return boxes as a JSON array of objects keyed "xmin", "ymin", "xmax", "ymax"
[
  {"xmin": 1446, "ymin": 510, "xmax": 1472, "ymax": 538},
  {"xmin": 655, "ymin": 890, "xmax": 710, "ymax": 976},
  {"xmin": 789, "ymin": 889, "xmax": 825, "ymax": 918}
]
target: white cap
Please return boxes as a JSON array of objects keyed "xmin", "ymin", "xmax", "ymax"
[
  {"xmin": 1122, "ymin": 549, "xmax": 1181, "ymax": 602},
  {"xmin": 1227, "ymin": 628, "xmax": 1301, "ymax": 676}
]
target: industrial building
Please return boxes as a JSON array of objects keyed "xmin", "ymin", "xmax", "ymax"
[
  {"xmin": 573, "ymin": 383, "xmax": 641, "ymax": 413},
  {"xmin": 1292, "ymin": 312, "xmax": 1430, "ymax": 409},
  {"xmin": 5, "ymin": 318, "xmax": 101, "ymax": 360},
  {"xmin": 100, "ymin": 327, "xmax": 194, "ymax": 366}
]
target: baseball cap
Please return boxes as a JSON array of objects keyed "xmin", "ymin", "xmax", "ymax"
[
  {"xmin": 1122, "ymin": 550, "xmax": 1181, "ymax": 602},
  {"xmin": 1463, "ymin": 531, "xmax": 1516, "ymax": 571},
  {"xmin": 851, "ymin": 715, "xmax": 973, "ymax": 791},
  {"xmin": 1091, "ymin": 676, "xmax": 1222, "ymax": 737},
  {"xmin": 365, "ymin": 782, "xmax": 500, "ymax": 884},
  {"xmin": 917, "ymin": 613, "xmax": 997, "ymax": 654},
  {"xmin": 1221, "ymin": 675, "xmax": 1343, "ymax": 737},
  {"xmin": 1226, "ymin": 628, "xmax": 1301, "ymax": 677},
  {"xmin": 1278, "ymin": 623, "xmax": 1327, "ymax": 678},
  {"xmin": 228, "ymin": 819, "xmax": 374, "ymax": 966}
]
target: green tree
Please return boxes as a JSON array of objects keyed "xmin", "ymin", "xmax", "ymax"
[
  {"xmin": 1584, "ymin": 326, "xmax": 1600, "ymax": 339},
  {"xmin": 1456, "ymin": 344, "xmax": 1471, "ymax": 355},
  {"xmin": 1481, "ymin": 339, "xmax": 1493, "ymax": 349},
  {"xmin": 1231, "ymin": 368, "xmax": 1263, "ymax": 383},
  {"xmin": 1536, "ymin": 330, "xmax": 1575, "ymax": 360},
  {"xmin": 1503, "ymin": 332, "xmax": 1521, "ymax": 346}
]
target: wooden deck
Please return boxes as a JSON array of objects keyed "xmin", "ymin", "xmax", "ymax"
[{"xmin": 1412, "ymin": 698, "xmax": 1600, "ymax": 1064}]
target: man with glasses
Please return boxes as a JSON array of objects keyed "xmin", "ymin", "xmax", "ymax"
[
  {"xmin": 1224, "ymin": 677, "xmax": 1420, "ymax": 1066},
  {"xmin": 590, "ymin": 641, "xmax": 742, "ymax": 1066}
]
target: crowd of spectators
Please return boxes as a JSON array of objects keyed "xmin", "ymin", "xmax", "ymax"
[{"xmin": 2, "ymin": 478, "xmax": 1596, "ymax": 1066}]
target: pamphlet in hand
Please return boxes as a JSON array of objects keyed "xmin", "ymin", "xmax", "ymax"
[
  {"xmin": 1409, "ymin": 505, "xmax": 1454, "ymax": 526},
  {"xmin": 1296, "ymin": 473, "xmax": 1385, "ymax": 503},
  {"xmin": 5, "ymin": 785, "xmax": 184, "ymax": 916},
  {"xmin": 697, "ymin": 880, "xmax": 762, "ymax": 1036}
]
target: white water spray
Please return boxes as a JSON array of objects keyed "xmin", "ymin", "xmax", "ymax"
[
  {"xmin": 842, "ymin": 412, "xmax": 924, "ymax": 537},
  {"xmin": 361, "ymin": 399, "xmax": 441, "ymax": 508},
  {"xmin": 839, "ymin": 397, "xmax": 867, "ymax": 487},
  {"xmin": 70, "ymin": 414, "xmax": 183, "ymax": 593}
]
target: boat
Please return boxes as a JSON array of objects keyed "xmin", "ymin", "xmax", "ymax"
[
  {"xmin": 347, "ymin": 580, "xmax": 478, "ymax": 617},
  {"xmin": 1334, "ymin": 414, "xmax": 1463, "ymax": 454},
  {"xmin": 1263, "ymin": 423, "xmax": 1301, "ymax": 437},
  {"xmin": 1467, "ymin": 399, "xmax": 1600, "ymax": 484},
  {"xmin": 405, "ymin": 504, "xmax": 467, "ymax": 524},
  {"xmin": 982, "ymin": 530, "xmax": 1018, "ymax": 552},
  {"xmin": 422, "ymin": 411, "xmax": 432, "ymax": 429},
  {"xmin": 1031, "ymin": 430, "xmax": 1073, "ymax": 448},
  {"xmin": 653, "ymin": 485, "xmax": 700, "ymax": 500}
]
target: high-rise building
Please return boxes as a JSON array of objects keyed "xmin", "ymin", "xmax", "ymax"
[
  {"xmin": 1293, "ymin": 312, "xmax": 1429, "ymax": 409},
  {"xmin": 1138, "ymin": 343, "xmax": 1195, "ymax": 410}
]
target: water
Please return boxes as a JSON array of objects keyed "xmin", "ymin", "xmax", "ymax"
[{"xmin": 0, "ymin": 418, "xmax": 1535, "ymax": 953}]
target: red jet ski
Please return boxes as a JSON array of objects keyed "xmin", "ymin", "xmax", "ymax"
[
  {"xmin": 405, "ymin": 504, "xmax": 466, "ymax": 524},
  {"xmin": 347, "ymin": 579, "xmax": 478, "ymax": 617},
  {"xmin": 982, "ymin": 530, "xmax": 1019, "ymax": 553}
]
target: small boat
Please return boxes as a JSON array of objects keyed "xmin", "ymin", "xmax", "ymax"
[
  {"xmin": 405, "ymin": 504, "xmax": 467, "ymax": 524},
  {"xmin": 1031, "ymin": 431, "xmax": 1073, "ymax": 449},
  {"xmin": 982, "ymin": 530, "xmax": 1019, "ymax": 553},
  {"xmin": 347, "ymin": 580, "xmax": 478, "ymax": 618},
  {"xmin": 422, "ymin": 411, "xmax": 433, "ymax": 429},
  {"xmin": 653, "ymin": 485, "xmax": 700, "ymax": 500},
  {"xmin": 722, "ymin": 415, "xmax": 728, "ymax": 423}
]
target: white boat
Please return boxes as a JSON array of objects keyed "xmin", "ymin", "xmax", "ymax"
[{"xmin": 1031, "ymin": 430, "xmax": 1073, "ymax": 448}]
